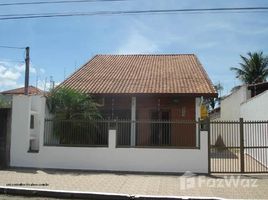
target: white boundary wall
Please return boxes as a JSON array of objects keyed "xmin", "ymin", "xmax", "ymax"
[
  {"xmin": 220, "ymin": 85, "xmax": 251, "ymax": 120},
  {"xmin": 241, "ymin": 90, "xmax": 268, "ymax": 167},
  {"xmin": 214, "ymin": 86, "xmax": 250, "ymax": 146},
  {"xmin": 10, "ymin": 95, "xmax": 208, "ymax": 173},
  {"xmin": 240, "ymin": 90, "xmax": 268, "ymax": 121}
]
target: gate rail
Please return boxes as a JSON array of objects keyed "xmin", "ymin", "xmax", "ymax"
[{"xmin": 209, "ymin": 118, "xmax": 268, "ymax": 173}]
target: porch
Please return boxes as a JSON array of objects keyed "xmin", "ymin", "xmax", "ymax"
[{"xmin": 92, "ymin": 95, "xmax": 201, "ymax": 147}]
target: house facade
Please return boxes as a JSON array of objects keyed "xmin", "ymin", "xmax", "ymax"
[
  {"xmin": 8, "ymin": 54, "xmax": 217, "ymax": 173},
  {"xmin": 59, "ymin": 54, "xmax": 217, "ymax": 147}
]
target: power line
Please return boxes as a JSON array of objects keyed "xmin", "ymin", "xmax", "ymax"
[
  {"xmin": 0, "ymin": 7, "xmax": 268, "ymax": 20},
  {"xmin": 0, "ymin": 0, "xmax": 125, "ymax": 7},
  {"xmin": 0, "ymin": 45, "xmax": 25, "ymax": 49}
]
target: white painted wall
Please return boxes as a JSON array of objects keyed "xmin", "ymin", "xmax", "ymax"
[
  {"xmin": 220, "ymin": 85, "xmax": 251, "ymax": 120},
  {"xmin": 10, "ymin": 95, "xmax": 208, "ymax": 173},
  {"xmin": 241, "ymin": 90, "xmax": 268, "ymax": 167},
  {"xmin": 10, "ymin": 95, "xmax": 46, "ymax": 154},
  {"xmin": 214, "ymin": 86, "xmax": 250, "ymax": 147},
  {"xmin": 11, "ymin": 129, "xmax": 208, "ymax": 173},
  {"xmin": 240, "ymin": 90, "xmax": 268, "ymax": 121}
]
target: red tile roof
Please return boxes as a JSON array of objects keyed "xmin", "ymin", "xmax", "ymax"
[
  {"xmin": 1, "ymin": 86, "xmax": 43, "ymax": 95},
  {"xmin": 60, "ymin": 54, "xmax": 217, "ymax": 96}
]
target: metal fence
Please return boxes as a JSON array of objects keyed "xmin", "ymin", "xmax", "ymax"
[
  {"xmin": 117, "ymin": 120, "xmax": 199, "ymax": 148},
  {"xmin": 44, "ymin": 119, "xmax": 109, "ymax": 147},
  {"xmin": 209, "ymin": 119, "xmax": 268, "ymax": 173},
  {"xmin": 44, "ymin": 119, "xmax": 200, "ymax": 148}
]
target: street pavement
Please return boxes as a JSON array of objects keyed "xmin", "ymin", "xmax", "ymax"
[{"xmin": 0, "ymin": 169, "xmax": 268, "ymax": 199}]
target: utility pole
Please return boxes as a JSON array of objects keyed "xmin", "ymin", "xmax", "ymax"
[{"xmin": 24, "ymin": 46, "xmax": 30, "ymax": 95}]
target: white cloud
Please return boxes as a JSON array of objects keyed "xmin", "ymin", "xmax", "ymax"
[
  {"xmin": 40, "ymin": 68, "xmax": 45, "ymax": 74},
  {"xmin": 0, "ymin": 63, "xmax": 22, "ymax": 89},
  {"xmin": 15, "ymin": 63, "xmax": 37, "ymax": 74},
  {"xmin": 0, "ymin": 79, "xmax": 18, "ymax": 87},
  {"xmin": 0, "ymin": 61, "xmax": 44, "ymax": 91},
  {"xmin": 0, "ymin": 65, "xmax": 7, "ymax": 73},
  {"xmin": 116, "ymin": 30, "xmax": 159, "ymax": 54},
  {"xmin": 15, "ymin": 64, "xmax": 25, "ymax": 73},
  {"xmin": 0, "ymin": 64, "xmax": 21, "ymax": 80},
  {"xmin": 0, "ymin": 70, "xmax": 20, "ymax": 80}
]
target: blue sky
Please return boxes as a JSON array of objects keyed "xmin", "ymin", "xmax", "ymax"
[{"xmin": 0, "ymin": 0, "xmax": 268, "ymax": 95}]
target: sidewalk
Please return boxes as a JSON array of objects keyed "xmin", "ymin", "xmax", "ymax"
[{"xmin": 0, "ymin": 168, "xmax": 267, "ymax": 199}]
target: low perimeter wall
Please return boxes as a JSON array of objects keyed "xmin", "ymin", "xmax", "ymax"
[{"xmin": 10, "ymin": 95, "xmax": 208, "ymax": 173}]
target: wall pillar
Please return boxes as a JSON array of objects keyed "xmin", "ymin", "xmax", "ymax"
[
  {"xmin": 195, "ymin": 97, "xmax": 201, "ymax": 147},
  {"xmin": 131, "ymin": 97, "xmax": 136, "ymax": 146},
  {"xmin": 108, "ymin": 130, "xmax": 116, "ymax": 149}
]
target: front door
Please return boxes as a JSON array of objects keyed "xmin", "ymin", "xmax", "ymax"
[{"xmin": 151, "ymin": 110, "xmax": 171, "ymax": 145}]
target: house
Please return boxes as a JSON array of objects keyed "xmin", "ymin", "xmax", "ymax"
[
  {"xmin": 0, "ymin": 85, "xmax": 44, "ymax": 107},
  {"xmin": 8, "ymin": 54, "xmax": 217, "ymax": 173},
  {"xmin": 59, "ymin": 54, "xmax": 217, "ymax": 147},
  {"xmin": 214, "ymin": 82, "xmax": 268, "ymax": 121},
  {"xmin": 1, "ymin": 85, "xmax": 43, "ymax": 95}
]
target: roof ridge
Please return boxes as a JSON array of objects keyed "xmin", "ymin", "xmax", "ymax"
[{"xmin": 95, "ymin": 54, "xmax": 196, "ymax": 56}]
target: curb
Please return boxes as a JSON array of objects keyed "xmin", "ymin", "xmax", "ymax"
[{"xmin": 0, "ymin": 186, "xmax": 224, "ymax": 200}]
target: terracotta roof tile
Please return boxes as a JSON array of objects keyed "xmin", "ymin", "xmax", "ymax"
[
  {"xmin": 60, "ymin": 54, "xmax": 217, "ymax": 96},
  {"xmin": 1, "ymin": 86, "xmax": 43, "ymax": 95}
]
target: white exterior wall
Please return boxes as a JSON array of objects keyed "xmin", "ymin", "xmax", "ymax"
[
  {"xmin": 241, "ymin": 90, "xmax": 268, "ymax": 167},
  {"xmin": 215, "ymin": 86, "xmax": 250, "ymax": 147},
  {"xmin": 11, "ymin": 130, "xmax": 208, "ymax": 173},
  {"xmin": 220, "ymin": 85, "xmax": 251, "ymax": 120},
  {"xmin": 240, "ymin": 90, "xmax": 268, "ymax": 121},
  {"xmin": 10, "ymin": 95, "xmax": 208, "ymax": 173},
  {"xmin": 10, "ymin": 95, "xmax": 46, "ymax": 154}
]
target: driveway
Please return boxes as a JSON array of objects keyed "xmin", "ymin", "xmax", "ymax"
[{"xmin": 0, "ymin": 168, "xmax": 267, "ymax": 199}]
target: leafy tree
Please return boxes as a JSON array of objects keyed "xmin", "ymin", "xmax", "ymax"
[
  {"xmin": 231, "ymin": 52, "xmax": 268, "ymax": 84},
  {"xmin": 0, "ymin": 95, "xmax": 11, "ymax": 108},
  {"xmin": 46, "ymin": 87, "xmax": 101, "ymax": 120},
  {"xmin": 207, "ymin": 83, "xmax": 223, "ymax": 110},
  {"xmin": 46, "ymin": 87, "xmax": 104, "ymax": 145}
]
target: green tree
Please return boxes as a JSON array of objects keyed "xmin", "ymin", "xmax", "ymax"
[
  {"xmin": 207, "ymin": 83, "xmax": 223, "ymax": 110},
  {"xmin": 46, "ymin": 87, "xmax": 101, "ymax": 120},
  {"xmin": 0, "ymin": 95, "xmax": 11, "ymax": 108},
  {"xmin": 46, "ymin": 87, "xmax": 104, "ymax": 145},
  {"xmin": 231, "ymin": 52, "xmax": 268, "ymax": 84}
]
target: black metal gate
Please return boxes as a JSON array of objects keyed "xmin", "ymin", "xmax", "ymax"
[
  {"xmin": 0, "ymin": 108, "xmax": 11, "ymax": 169},
  {"xmin": 209, "ymin": 118, "xmax": 268, "ymax": 173}
]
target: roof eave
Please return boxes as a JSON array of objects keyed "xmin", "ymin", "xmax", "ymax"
[{"xmin": 86, "ymin": 92, "xmax": 218, "ymax": 98}]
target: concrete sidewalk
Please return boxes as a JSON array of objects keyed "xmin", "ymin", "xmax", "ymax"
[{"xmin": 0, "ymin": 168, "xmax": 267, "ymax": 199}]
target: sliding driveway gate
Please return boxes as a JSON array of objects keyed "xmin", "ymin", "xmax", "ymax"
[{"xmin": 209, "ymin": 118, "xmax": 268, "ymax": 173}]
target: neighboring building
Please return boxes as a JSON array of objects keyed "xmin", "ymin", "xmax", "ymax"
[
  {"xmin": 0, "ymin": 86, "xmax": 44, "ymax": 109},
  {"xmin": 215, "ymin": 82, "xmax": 268, "ymax": 121},
  {"xmin": 209, "ymin": 107, "xmax": 220, "ymax": 121},
  {"xmin": 59, "ymin": 54, "xmax": 217, "ymax": 147},
  {"xmin": 1, "ymin": 86, "xmax": 43, "ymax": 95}
]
